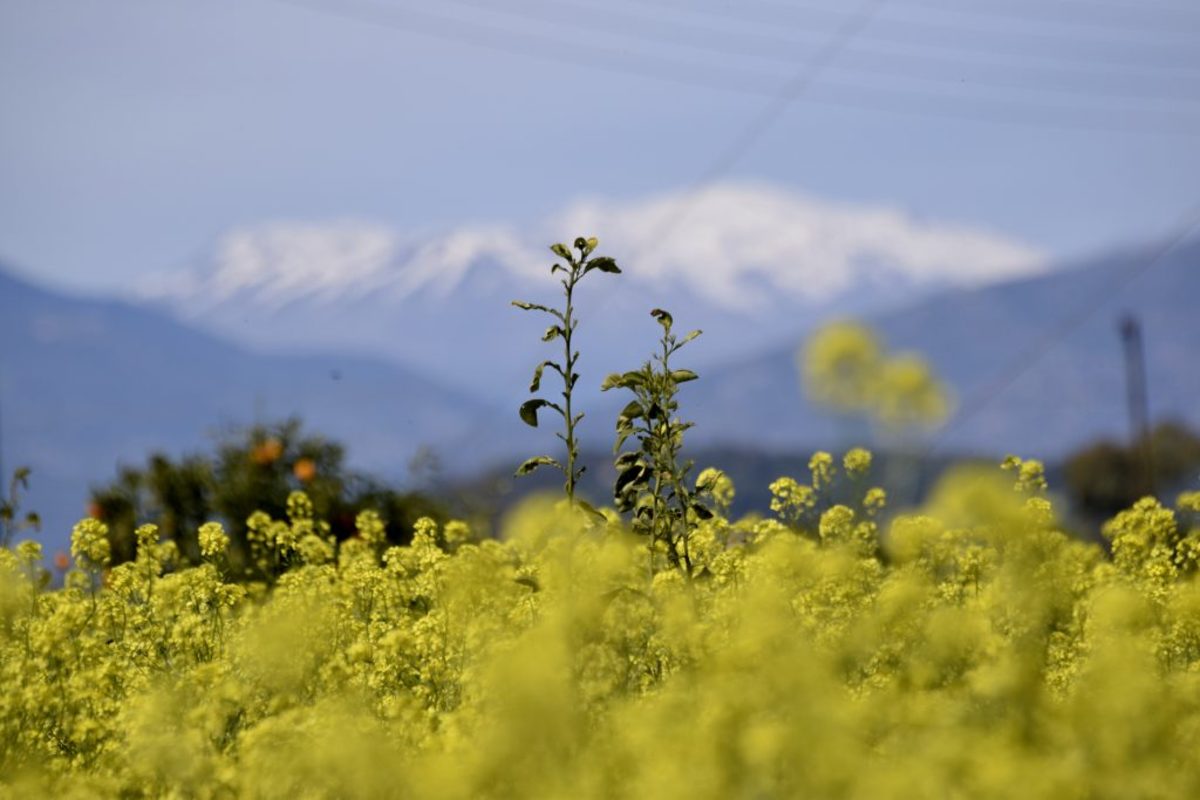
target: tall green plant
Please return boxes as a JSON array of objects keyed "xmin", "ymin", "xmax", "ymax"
[
  {"xmin": 603, "ymin": 309, "xmax": 715, "ymax": 572},
  {"xmin": 513, "ymin": 237, "xmax": 620, "ymax": 507},
  {"xmin": 0, "ymin": 467, "xmax": 40, "ymax": 549}
]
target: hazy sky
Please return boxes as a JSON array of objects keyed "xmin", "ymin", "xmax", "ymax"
[{"xmin": 2, "ymin": 0, "xmax": 1198, "ymax": 293}]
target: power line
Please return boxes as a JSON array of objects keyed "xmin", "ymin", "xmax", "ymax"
[
  {"xmin": 621, "ymin": 0, "xmax": 1200, "ymax": 75},
  {"xmin": 908, "ymin": 0, "xmax": 1200, "ymax": 34},
  {"xmin": 647, "ymin": 0, "xmax": 1200, "ymax": 46},
  {"xmin": 906, "ymin": 0, "xmax": 1200, "ymax": 21},
  {"xmin": 609, "ymin": 0, "xmax": 888, "ymax": 291},
  {"xmin": 742, "ymin": 0, "xmax": 1200, "ymax": 37},
  {"xmin": 262, "ymin": 0, "xmax": 1198, "ymax": 469},
  {"xmin": 265, "ymin": 0, "xmax": 1197, "ymax": 465},
  {"xmin": 527, "ymin": 0, "xmax": 1200, "ymax": 85},
  {"xmin": 548, "ymin": 0, "xmax": 892, "ymax": 333},
  {"xmin": 616, "ymin": 0, "xmax": 1200, "ymax": 458},
  {"xmin": 269, "ymin": 0, "xmax": 1200, "ymax": 136},
  {"xmin": 483, "ymin": 0, "xmax": 1198, "ymax": 48},
  {"xmin": 1030, "ymin": 0, "xmax": 1197, "ymax": 10},
  {"xmin": 924, "ymin": 206, "xmax": 1200, "ymax": 456},
  {"xmin": 773, "ymin": 83, "xmax": 1200, "ymax": 137},
  {"xmin": 270, "ymin": 0, "xmax": 800, "ymax": 93},
  {"xmin": 439, "ymin": 0, "xmax": 1200, "ymax": 107}
]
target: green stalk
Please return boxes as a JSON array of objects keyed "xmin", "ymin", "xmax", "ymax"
[
  {"xmin": 513, "ymin": 237, "xmax": 620, "ymax": 511},
  {"xmin": 562, "ymin": 267, "xmax": 578, "ymax": 504},
  {"xmin": 605, "ymin": 308, "xmax": 711, "ymax": 574}
]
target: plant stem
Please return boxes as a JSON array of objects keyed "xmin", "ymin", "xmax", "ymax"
[{"xmin": 562, "ymin": 267, "xmax": 578, "ymax": 505}]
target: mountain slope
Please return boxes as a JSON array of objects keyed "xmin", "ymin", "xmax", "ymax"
[
  {"xmin": 0, "ymin": 267, "xmax": 494, "ymax": 551},
  {"xmin": 134, "ymin": 184, "xmax": 1047, "ymax": 398},
  {"xmin": 682, "ymin": 239, "xmax": 1200, "ymax": 459},
  {"xmin": 5, "ymin": 229, "xmax": 1193, "ymax": 552}
]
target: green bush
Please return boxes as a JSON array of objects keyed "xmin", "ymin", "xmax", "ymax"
[{"xmin": 88, "ymin": 418, "xmax": 445, "ymax": 578}]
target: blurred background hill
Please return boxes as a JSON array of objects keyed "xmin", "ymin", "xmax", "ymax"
[{"xmin": 3, "ymin": 234, "xmax": 1196, "ymax": 551}]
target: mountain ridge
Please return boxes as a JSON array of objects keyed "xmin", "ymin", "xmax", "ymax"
[
  {"xmin": 4, "ymin": 232, "xmax": 1195, "ymax": 552},
  {"xmin": 0, "ymin": 265, "xmax": 495, "ymax": 552},
  {"xmin": 682, "ymin": 238, "xmax": 1200, "ymax": 458},
  {"xmin": 132, "ymin": 183, "xmax": 1049, "ymax": 399},
  {"xmin": 138, "ymin": 184, "xmax": 1046, "ymax": 311}
]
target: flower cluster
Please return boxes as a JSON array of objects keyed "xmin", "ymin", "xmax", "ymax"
[
  {"xmin": 2, "ymin": 460, "xmax": 1200, "ymax": 798},
  {"xmin": 197, "ymin": 521, "xmax": 229, "ymax": 559},
  {"xmin": 69, "ymin": 517, "xmax": 111, "ymax": 571}
]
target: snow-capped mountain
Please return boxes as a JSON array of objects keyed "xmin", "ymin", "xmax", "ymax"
[{"xmin": 136, "ymin": 183, "xmax": 1048, "ymax": 400}]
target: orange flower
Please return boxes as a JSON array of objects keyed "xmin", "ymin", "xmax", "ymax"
[
  {"xmin": 87, "ymin": 502, "xmax": 104, "ymax": 520},
  {"xmin": 53, "ymin": 551, "xmax": 71, "ymax": 571},
  {"xmin": 252, "ymin": 438, "xmax": 284, "ymax": 466},
  {"xmin": 293, "ymin": 458, "xmax": 317, "ymax": 483}
]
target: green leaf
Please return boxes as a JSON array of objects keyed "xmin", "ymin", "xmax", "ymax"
[
  {"xmin": 617, "ymin": 400, "xmax": 644, "ymax": 426},
  {"xmin": 515, "ymin": 575, "xmax": 540, "ymax": 592},
  {"xmin": 515, "ymin": 455, "xmax": 562, "ymax": 476},
  {"xmin": 615, "ymin": 464, "xmax": 648, "ymax": 496},
  {"xmin": 542, "ymin": 326, "xmax": 562, "ymax": 342},
  {"xmin": 601, "ymin": 371, "xmax": 646, "ymax": 391},
  {"xmin": 587, "ymin": 256, "xmax": 621, "ymax": 274},
  {"xmin": 671, "ymin": 369, "xmax": 699, "ymax": 383},
  {"xmin": 681, "ymin": 329, "xmax": 702, "ymax": 345},
  {"xmin": 512, "ymin": 301, "xmax": 563, "ymax": 319},
  {"xmin": 530, "ymin": 361, "xmax": 559, "ymax": 393},
  {"xmin": 576, "ymin": 499, "xmax": 608, "ymax": 521},
  {"xmin": 650, "ymin": 308, "xmax": 673, "ymax": 330},
  {"xmin": 691, "ymin": 503, "xmax": 715, "ymax": 520},
  {"xmin": 550, "ymin": 243, "xmax": 572, "ymax": 260},
  {"xmin": 519, "ymin": 399, "xmax": 549, "ymax": 427},
  {"xmin": 615, "ymin": 451, "xmax": 642, "ymax": 470}
]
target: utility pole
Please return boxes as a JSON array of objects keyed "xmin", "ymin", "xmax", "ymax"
[
  {"xmin": 0, "ymin": 368, "xmax": 6, "ymax": 490},
  {"xmin": 1118, "ymin": 314, "xmax": 1155, "ymax": 497}
]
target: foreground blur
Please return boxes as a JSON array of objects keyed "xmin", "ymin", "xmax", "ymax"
[{"xmin": 2, "ymin": 455, "xmax": 1200, "ymax": 799}]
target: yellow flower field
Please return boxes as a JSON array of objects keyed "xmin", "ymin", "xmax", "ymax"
[{"xmin": 2, "ymin": 454, "xmax": 1200, "ymax": 798}]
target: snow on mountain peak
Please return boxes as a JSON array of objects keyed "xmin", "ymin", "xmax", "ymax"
[
  {"xmin": 554, "ymin": 183, "xmax": 1048, "ymax": 309},
  {"xmin": 137, "ymin": 220, "xmax": 545, "ymax": 309},
  {"xmin": 138, "ymin": 220, "xmax": 403, "ymax": 309},
  {"xmin": 401, "ymin": 226, "xmax": 540, "ymax": 299},
  {"xmin": 138, "ymin": 183, "xmax": 1048, "ymax": 313}
]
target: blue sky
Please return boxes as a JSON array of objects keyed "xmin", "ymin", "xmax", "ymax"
[{"xmin": 2, "ymin": 0, "xmax": 1198, "ymax": 294}]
